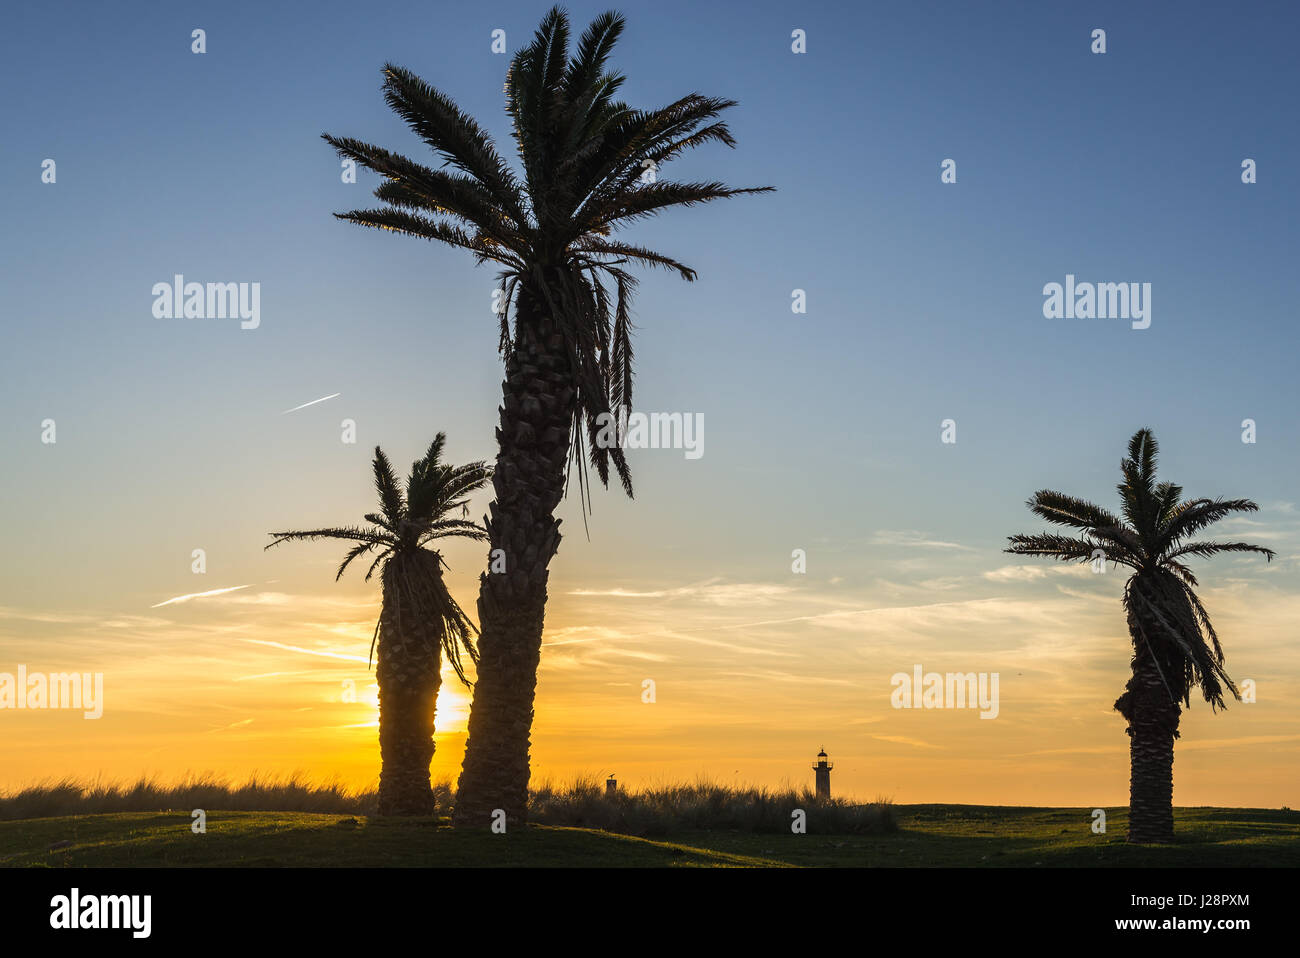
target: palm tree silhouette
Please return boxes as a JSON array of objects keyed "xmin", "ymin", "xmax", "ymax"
[
  {"xmin": 266, "ymin": 435, "xmax": 490, "ymax": 816},
  {"xmin": 1007, "ymin": 428, "xmax": 1273, "ymax": 842},
  {"xmin": 322, "ymin": 7, "xmax": 772, "ymax": 824}
]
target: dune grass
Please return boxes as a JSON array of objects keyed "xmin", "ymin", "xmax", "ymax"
[
  {"xmin": 0, "ymin": 774, "xmax": 385, "ymax": 821},
  {"xmin": 0, "ymin": 774, "xmax": 894, "ymax": 837},
  {"xmin": 530, "ymin": 775, "xmax": 894, "ymax": 835}
]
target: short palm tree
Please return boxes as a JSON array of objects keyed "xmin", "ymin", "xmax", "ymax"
[
  {"xmin": 266, "ymin": 435, "xmax": 490, "ymax": 816},
  {"xmin": 322, "ymin": 7, "xmax": 772, "ymax": 825},
  {"xmin": 1007, "ymin": 429, "xmax": 1273, "ymax": 842}
]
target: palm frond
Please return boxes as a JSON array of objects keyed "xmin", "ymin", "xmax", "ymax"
[
  {"xmin": 563, "ymin": 10, "xmax": 625, "ymax": 101},
  {"xmin": 265, "ymin": 527, "xmax": 388, "ymax": 550},
  {"xmin": 571, "ymin": 94, "xmax": 738, "ymax": 206},
  {"xmin": 333, "ymin": 208, "xmax": 523, "ymax": 268},
  {"xmin": 573, "ymin": 239, "xmax": 697, "ymax": 280},
  {"xmin": 1026, "ymin": 490, "xmax": 1123, "ymax": 531},
  {"xmin": 1004, "ymin": 533, "xmax": 1102, "ymax": 563},
  {"xmin": 372, "ymin": 446, "xmax": 406, "ymax": 524},
  {"xmin": 336, "ymin": 540, "xmax": 381, "ymax": 581},
  {"xmin": 585, "ymin": 180, "xmax": 774, "ymax": 232},
  {"xmin": 1165, "ymin": 540, "xmax": 1276, "ymax": 563},
  {"xmin": 419, "ymin": 519, "xmax": 491, "ymax": 544},
  {"xmin": 380, "ymin": 63, "xmax": 528, "ymax": 226},
  {"xmin": 1117, "ymin": 427, "xmax": 1159, "ymax": 539},
  {"xmin": 1160, "ymin": 498, "xmax": 1262, "ymax": 547},
  {"xmin": 322, "ymin": 134, "xmax": 522, "ymax": 249},
  {"xmin": 504, "ymin": 7, "xmax": 571, "ymax": 225}
]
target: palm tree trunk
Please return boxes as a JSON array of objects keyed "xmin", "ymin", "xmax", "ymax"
[
  {"xmin": 376, "ymin": 571, "xmax": 443, "ymax": 817},
  {"xmin": 454, "ymin": 276, "xmax": 573, "ymax": 827},
  {"xmin": 1115, "ymin": 612, "xmax": 1181, "ymax": 843}
]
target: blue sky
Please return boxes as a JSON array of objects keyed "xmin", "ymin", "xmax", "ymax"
[{"xmin": 1, "ymin": 0, "xmax": 1298, "ymax": 801}]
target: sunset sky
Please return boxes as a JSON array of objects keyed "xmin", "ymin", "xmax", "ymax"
[{"xmin": 2, "ymin": 0, "xmax": 1298, "ymax": 807}]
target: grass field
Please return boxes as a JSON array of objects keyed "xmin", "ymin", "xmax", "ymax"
[{"xmin": 3, "ymin": 805, "xmax": 1296, "ymax": 867}]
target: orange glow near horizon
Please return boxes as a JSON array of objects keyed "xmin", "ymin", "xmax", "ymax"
[{"xmin": 3, "ymin": 549, "xmax": 1298, "ymax": 807}]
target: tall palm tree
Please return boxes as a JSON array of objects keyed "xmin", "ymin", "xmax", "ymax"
[
  {"xmin": 322, "ymin": 7, "xmax": 773, "ymax": 824},
  {"xmin": 1007, "ymin": 428, "xmax": 1273, "ymax": 842},
  {"xmin": 266, "ymin": 435, "xmax": 490, "ymax": 816}
]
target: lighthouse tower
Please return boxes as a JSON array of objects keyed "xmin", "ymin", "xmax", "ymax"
[{"xmin": 813, "ymin": 748, "xmax": 833, "ymax": 800}]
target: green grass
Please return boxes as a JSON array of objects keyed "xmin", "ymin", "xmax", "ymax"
[
  {"xmin": 3, "ymin": 805, "xmax": 1296, "ymax": 867},
  {"xmin": 0, "ymin": 811, "xmax": 779, "ymax": 867},
  {"xmin": 694, "ymin": 805, "xmax": 1300, "ymax": 867}
]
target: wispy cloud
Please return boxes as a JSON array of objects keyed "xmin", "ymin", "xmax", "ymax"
[
  {"xmin": 1016, "ymin": 734, "xmax": 1300, "ymax": 758},
  {"xmin": 0, "ymin": 607, "xmax": 97, "ymax": 624},
  {"xmin": 226, "ymin": 592, "xmax": 296, "ymax": 606},
  {"xmin": 239, "ymin": 638, "xmax": 369, "ymax": 663},
  {"xmin": 151, "ymin": 585, "xmax": 251, "ymax": 608},
  {"xmin": 569, "ymin": 579, "xmax": 794, "ymax": 606},
  {"xmin": 1212, "ymin": 515, "xmax": 1294, "ymax": 542},
  {"xmin": 871, "ymin": 530, "xmax": 975, "ymax": 551},
  {"xmin": 232, "ymin": 670, "xmax": 324, "ymax": 682},
  {"xmin": 206, "ymin": 718, "xmax": 254, "ymax": 734},
  {"xmin": 983, "ymin": 564, "xmax": 1092, "ymax": 583},
  {"xmin": 720, "ymin": 670, "xmax": 857, "ymax": 687},
  {"xmin": 869, "ymin": 734, "xmax": 944, "ymax": 750}
]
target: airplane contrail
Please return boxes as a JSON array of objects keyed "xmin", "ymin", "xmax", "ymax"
[
  {"xmin": 281, "ymin": 393, "xmax": 340, "ymax": 414},
  {"xmin": 151, "ymin": 585, "xmax": 251, "ymax": 608}
]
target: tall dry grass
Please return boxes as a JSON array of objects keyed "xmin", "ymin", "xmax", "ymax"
[
  {"xmin": 530, "ymin": 775, "xmax": 895, "ymax": 836},
  {"xmin": 0, "ymin": 774, "xmax": 893, "ymax": 836},
  {"xmin": 0, "ymin": 774, "xmax": 389, "ymax": 821}
]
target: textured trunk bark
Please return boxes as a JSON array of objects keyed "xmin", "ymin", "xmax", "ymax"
[
  {"xmin": 454, "ymin": 274, "xmax": 574, "ymax": 827},
  {"xmin": 1116, "ymin": 609, "xmax": 1181, "ymax": 843},
  {"xmin": 376, "ymin": 562, "xmax": 443, "ymax": 817}
]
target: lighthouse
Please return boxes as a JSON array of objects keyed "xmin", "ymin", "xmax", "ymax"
[{"xmin": 813, "ymin": 748, "xmax": 833, "ymax": 800}]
